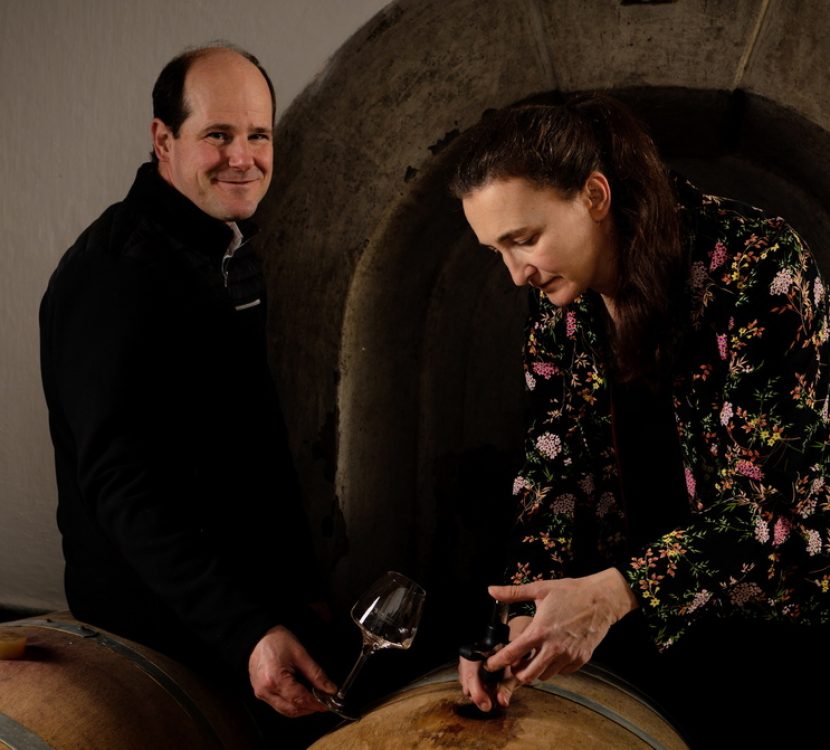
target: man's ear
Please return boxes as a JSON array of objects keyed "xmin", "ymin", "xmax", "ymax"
[
  {"xmin": 151, "ymin": 118, "xmax": 173, "ymax": 163},
  {"xmin": 583, "ymin": 171, "xmax": 612, "ymax": 222}
]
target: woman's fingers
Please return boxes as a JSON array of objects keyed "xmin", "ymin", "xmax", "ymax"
[
  {"xmin": 495, "ymin": 668, "xmax": 521, "ymax": 707},
  {"xmin": 490, "ymin": 634, "xmax": 589, "ymax": 684},
  {"xmin": 488, "ymin": 581, "xmax": 547, "ymax": 603},
  {"xmin": 458, "ymin": 657, "xmax": 495, "ymax": 712},
  {"xmin": 485, "ymin": 631, "xmax": 537, "ymax": 673}
]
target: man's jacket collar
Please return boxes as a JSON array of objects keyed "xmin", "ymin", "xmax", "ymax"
[{"xmin": 126, "ymin": 162, "xmax": 258, "ymax": 262}]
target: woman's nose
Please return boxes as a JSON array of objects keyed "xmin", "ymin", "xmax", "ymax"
[{"xmin": 502, "ymin": 253, "xmax": 533, "ymax": 287}]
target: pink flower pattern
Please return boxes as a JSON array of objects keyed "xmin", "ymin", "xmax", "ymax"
[
  {"xmin": 532, "ymin": 361, "xmax": 559, "ymax": 379},
  {"xmin": 720, "ymin": 402, "xmax": 733, "ymax": 426},
  {"xmin": 717, "ymin": 333, "xmax": 728, "ymax": 360},
  {"xmin": 773, "ymin": 517, "xmax": 791, "ymax": 546},
  {"xmin": 684, "ymin": 467, "xmax": 696, "ymax": 498},
  {"xmin": 565, "ymin": 311, "xmax": 576, "ymax": 338},
  {"xmin": 709, "ymin": 241, "xmax": 727, "ymax": 271},
  {"xmin": 736, "ymin": 460, "xmax": 763, "ymax": 481}
]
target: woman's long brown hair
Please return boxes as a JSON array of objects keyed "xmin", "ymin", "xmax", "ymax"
[{"xmin": 451, "ymin": 94, "xmax": 685, "ymax": 382}]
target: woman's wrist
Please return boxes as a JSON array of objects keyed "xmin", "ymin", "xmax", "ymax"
[{"xmin": 595, "ymin": 567, "xmax": 640, "ymax": 620}]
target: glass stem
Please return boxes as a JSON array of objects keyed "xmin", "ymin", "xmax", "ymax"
[{"xmin": 335, "ymin": 644, "xmax": 374, "ymax": 703}]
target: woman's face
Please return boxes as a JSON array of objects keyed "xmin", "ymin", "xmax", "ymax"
[{"xmin": 461, "ymin": 174, "xmax": 617, "ymax": 308}]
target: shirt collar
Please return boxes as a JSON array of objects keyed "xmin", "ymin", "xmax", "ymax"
[{"xmin": 127, "ymin": 162, "xmax": 259, "ymax": 262}]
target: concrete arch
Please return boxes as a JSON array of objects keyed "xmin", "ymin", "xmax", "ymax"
[{"xmin": 257, "ymin": 0, "xmax": 830, "ymax": 638}]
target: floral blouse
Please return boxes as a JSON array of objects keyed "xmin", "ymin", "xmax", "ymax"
[{"xmin": 507, "ymin": 178, "xmax": 830, "ymax": 649}]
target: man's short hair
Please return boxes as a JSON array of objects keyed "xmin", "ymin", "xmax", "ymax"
[{"xmin": 151, "ymin": 42, "xmax": 276, "ymax": 159}]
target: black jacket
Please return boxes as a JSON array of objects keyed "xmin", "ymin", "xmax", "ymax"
[{"xmin": 40, "ymin": 163, "xmax": 319, "ymax": 675}]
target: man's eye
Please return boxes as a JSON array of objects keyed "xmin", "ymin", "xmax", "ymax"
[
  {"xmin": 250, "ymin": 133, "xmax": 271, "ymax": 142},
  {"xmin": 206, "ymin": 132, "xmax": 229, "ymax": 142}
]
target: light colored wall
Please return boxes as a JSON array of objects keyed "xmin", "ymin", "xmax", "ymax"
[{"xmin": 0, "ymin": 0, "xmax": 389, "ymax": 611}]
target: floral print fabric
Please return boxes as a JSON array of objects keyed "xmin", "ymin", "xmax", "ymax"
[{"xmin": 506, "ymin": 178, "xmax": 830, "ymax": 649}]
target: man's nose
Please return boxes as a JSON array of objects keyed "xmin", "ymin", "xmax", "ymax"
[
  {"xmin": 502, "ymin": 253, "xmax": 533, "ymax": 287},
  {"xmin": 226, "ymin": 138, "xmax": 254, "ymax": 168}
]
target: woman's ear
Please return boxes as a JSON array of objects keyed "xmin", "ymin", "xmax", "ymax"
[{"xmin": 583, "ymin": 171, "xmax": 612, "ymax": 221}]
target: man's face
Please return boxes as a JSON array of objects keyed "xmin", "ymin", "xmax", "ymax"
[{"xmin": 153, "ymin": 50, "xmax": 274, "ymax": 222}]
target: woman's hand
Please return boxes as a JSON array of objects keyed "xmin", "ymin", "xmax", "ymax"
[
  {"xmin": 485, "ymin": 569, "xmax": 638, "ymax": 686},
  {"xmin": 459, "ymin": 616, "xmax": 532, "ymax": 711}
]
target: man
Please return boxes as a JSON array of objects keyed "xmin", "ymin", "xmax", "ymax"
[{"xmin": 39, "ymin": 44, "xmax": 336, "ymax": 738}]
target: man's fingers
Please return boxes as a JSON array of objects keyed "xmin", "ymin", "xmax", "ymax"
[
  {"xmin": 261, "ymin": 690, "xmax": 312, "ymax": 718},
  {"xmin": 248, "ymin": 626, "xmax": 334, "ymax": 718},
  {"xmin": 294, "ymin": 651, "xmax": 338, "ymax": 695},
  {"xmin": 255, "ymin": 676, "xmax": 321, "ymax": 717},
  {"xmin": 276, "ymin": 632, "xmax": 338, "ymax": 696}
]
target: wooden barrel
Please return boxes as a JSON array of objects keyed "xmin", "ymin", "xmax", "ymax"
[
  {"xmin": 0, "ymin": 613, "xmax": 262, "ymax": 750},
  {"xmin": 309, "ymin": 663, "xmax": 689, "ymax": 749}
]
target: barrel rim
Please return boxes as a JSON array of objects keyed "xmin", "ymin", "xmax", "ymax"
[
  {"xmin": 356, "ymin": 661, "xmax": 688, "ymax": 749},
  {"xmin": 0, "ymin": 713, "xmax": 57, "ymax": 750}
]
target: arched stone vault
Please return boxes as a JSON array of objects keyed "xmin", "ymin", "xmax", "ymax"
[{"xmin": 257, "ymin": 0, "xmax": 830, "ymax": 648}]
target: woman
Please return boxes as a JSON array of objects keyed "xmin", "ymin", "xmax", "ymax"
[{"xmin": 452, "ymin": 95, "xmax": 830, "ymax": 746}]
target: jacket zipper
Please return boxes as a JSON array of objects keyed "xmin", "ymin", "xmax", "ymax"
[
  {"xmin": 221, "ymin": 235, "xmax": 251, "ymax": 288},
  {"xmin": 221, "ymin": 251, "xmax": 232, "ymax": 288}
]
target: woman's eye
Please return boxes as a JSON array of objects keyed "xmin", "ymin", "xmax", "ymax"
[{"xmin": 515, "ymin": 236, "xmax": 537, "ymax": 247}]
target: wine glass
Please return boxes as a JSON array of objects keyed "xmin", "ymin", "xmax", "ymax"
[{"xmin": 314, "ymin": 570, "xmax": 426, "ymax": 719}]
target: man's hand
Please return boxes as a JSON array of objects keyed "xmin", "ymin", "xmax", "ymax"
[
  {"xmin": 485, "ymin": 569, "xmax": 638, "ymax": 685},
  {"xmin": 248, "ymin": 625, "xmax": 337, "ymax": 717}
]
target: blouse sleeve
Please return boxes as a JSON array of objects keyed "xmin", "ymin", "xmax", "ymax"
[{"xmin": 625, "ymin": 219, "xmax": 830, "ymax": 649}]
